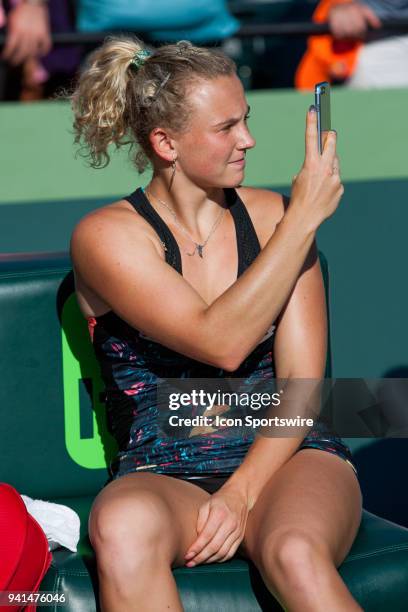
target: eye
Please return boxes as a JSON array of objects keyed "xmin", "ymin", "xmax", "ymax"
[{"xmin": 220, "ymin": 114, "xmax": 250, "ymax": 132}]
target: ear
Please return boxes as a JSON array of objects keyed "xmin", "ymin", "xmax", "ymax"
[{"xmin": 149, "ymin": 127, "xmax": 177, "ymax": 163}]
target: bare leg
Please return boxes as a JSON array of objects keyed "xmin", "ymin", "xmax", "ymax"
[
  {"xmin": 241, "ymin": 449, "xmax": 363, "ymax": 611},
  {"xmin": 88, "ymin": 473, "xmax": 211, "ymax": 612}
]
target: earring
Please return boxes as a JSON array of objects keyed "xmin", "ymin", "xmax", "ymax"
[{"xmin": 170, "ymin": 156, "xmax": 177, "ymax": 189}]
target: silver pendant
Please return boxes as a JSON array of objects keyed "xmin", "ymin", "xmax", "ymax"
[{"xmin": 187, "ymin": 244, "xmax": 204, "ymax": 258}]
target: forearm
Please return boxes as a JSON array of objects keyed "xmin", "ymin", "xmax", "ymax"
[
  {"xmin": 222, "ymin": 379, "xmax": 322, "ymax": 508},
  {"xmin": 202, "ymin": 205, "xmax": 316, "ymax": 370},
  {"xmin": 225, "ymin": 436, "xmax": 300, "ymax": 509}
]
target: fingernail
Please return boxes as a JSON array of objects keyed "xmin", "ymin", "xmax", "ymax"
[
  {"xmin": 309, "ymin": 105, "xmax": 317, "ymax": 113},
  {"xmin": 332, "ymin": 129, "xmax": 337, "ymax": 136},
  {"xmin": 186, "ymin": 561, "xmax": 196, "ymax": 567},
  {"xmin": 185, "ymin": 552, "xmax": 195, "ymax": 559}
]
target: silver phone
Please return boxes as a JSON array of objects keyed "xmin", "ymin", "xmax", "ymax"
[{"xmin": 315, "ymin": 82, "xmax": 331, "ymax": 154}]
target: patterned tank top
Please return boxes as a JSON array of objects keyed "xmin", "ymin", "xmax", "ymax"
[{"xmin": 87, "ymin": 187, "xmax": 276, "ymax": 481}]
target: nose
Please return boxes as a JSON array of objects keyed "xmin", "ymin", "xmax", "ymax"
[{"xmin": 237, "ymin": 125, "xmax": 256, "ymax": 151}]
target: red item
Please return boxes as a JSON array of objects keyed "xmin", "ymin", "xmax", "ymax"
[{"xmin": 0, "ymin": 483, "xmax": 52, "ymax": 612}]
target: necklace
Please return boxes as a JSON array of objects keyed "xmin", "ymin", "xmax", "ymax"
[{"xmin": 146, "ymin": 189, "xmax": 226, "ymax": 258}]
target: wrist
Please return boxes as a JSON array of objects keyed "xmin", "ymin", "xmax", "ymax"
[
  {"xmin": 220, "ymin": 472, "xmax": 256, "ymax": 511},
  {"xmin": 280, "ymin": 201, "xmax": 318, "ymax": 241}
]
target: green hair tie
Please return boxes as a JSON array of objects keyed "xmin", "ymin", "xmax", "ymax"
[{"xmin": 130, "ymin": 49, "xmax": 151, "ymax": 70}]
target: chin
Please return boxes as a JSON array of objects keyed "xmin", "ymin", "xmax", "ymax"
[
  {"xmin": 224, "ymin": 173, "xmax": 245, "ymax": 189},
  {"xmin": 199, "ymin": 170, "xmax": 245, "ymax": 190},
  {"xmin": 222, "ymin": 167, "xmax": 245, "ymax": 184}
]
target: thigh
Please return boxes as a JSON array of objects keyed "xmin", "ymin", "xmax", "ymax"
[
  {"xmin": 241, "ymin": 448, "xmax": 363, "ymax": 567},
  {"xmin": 89, "ymin": 472, "xmax": 211, "ymax": 568}
]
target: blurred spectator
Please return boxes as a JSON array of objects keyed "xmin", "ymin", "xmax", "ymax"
[
  {"xmin": 0, "ymin": 0, "xmax": 51, "ymax": 99},
  {"xmin": 22, "ymin": 0, "xmax": 83, "ymax": 100},
  {"xmin": 296, "ymin": 0, "xmax": 408, "ymax": 89},
  {"xmin": 77, "ymin": 0, "xmax": 238, "ymax": 43},
  {"xmin": 329, "ymin": 1, "xmax": 408, "ymax": 88},
  {"xmin": 0, "ymin": 0, "xmax": 82, "ymax": 100},
  {"xmin": 328, "ymin": 1, "xmax": 382, "ymax": 39},
  {"xmin": 1, "ymin": 0, "xmax": 51, "ymax": 67}
]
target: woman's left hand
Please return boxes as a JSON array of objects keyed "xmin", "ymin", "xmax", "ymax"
[{"xmin": 184, "ymin": 483, "xmax": 250, "ymax": 566}]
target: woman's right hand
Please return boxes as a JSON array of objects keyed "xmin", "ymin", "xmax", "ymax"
[{"xmin": 289, "ymin": 107, "xmax": 344, "ymax": 233}]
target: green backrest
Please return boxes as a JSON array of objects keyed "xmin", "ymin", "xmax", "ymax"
[
  {"xmin": 0, "ymin": 254, "xmax": 116, "ymax": 498},
  {"xmin": 0, "ymin": 250, "xmax": 330, "ymax": 499}
]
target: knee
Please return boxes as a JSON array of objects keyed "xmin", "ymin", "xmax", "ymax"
[
  {"xmin": 258, "ymin": 529, "xmax": 329, "ymax": 586},
  {"xmin": 89, "ymin": 491, "xmax": 173, "ymax": 567}
]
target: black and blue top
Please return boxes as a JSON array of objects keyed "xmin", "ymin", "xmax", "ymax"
[{"xmin": 86, "ymin": 187, "xmax": 356, "ymax": 482}]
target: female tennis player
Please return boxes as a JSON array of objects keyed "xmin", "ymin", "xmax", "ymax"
[{"xmin": 70, "ymin": 37, "xmax": 362, "ymax": 611}]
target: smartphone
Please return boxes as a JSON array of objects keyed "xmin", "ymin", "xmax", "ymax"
[{"xmin": 315, "ymin": 82, "xmax": 331, "ymax": 154}]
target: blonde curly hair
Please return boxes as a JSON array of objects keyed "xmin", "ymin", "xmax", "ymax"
[{"xmin": 71, "ymin": 36, "xmax": 237, "ymax": 173}]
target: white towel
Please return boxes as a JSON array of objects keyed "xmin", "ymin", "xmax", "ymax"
[{"xmin": 21, "ymin": 495, "xmax": 81, "ymax": 552}]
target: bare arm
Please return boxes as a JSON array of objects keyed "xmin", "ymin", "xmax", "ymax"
[
  {"xmin": 71, "ymin": 108, "xmax": 342, "ymax": 371},
  {"xmin": 199, "ymin": 108, "xmax": 341, "ymax": 369},
  {"xmin": 182, "ymin": 245, "xmax": 329, "ymax": 567},
  {"xmin": 222, "ymin": 244, "xmax": 328, "ymax": 508},
  {"xmin": 72, "ymin": 200, "xmax": 314, "ymax": 371}
]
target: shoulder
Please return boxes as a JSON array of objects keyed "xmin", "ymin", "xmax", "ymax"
[
  {"xmin": 71, "ymin": 199, "xmax": 163, "ymax": 255},
  {"xmin": 235, "ymin": 186, "xmax": 289, "ymax": 248},
  {"xmin": 70, "ymin": 199, "xmax": 164, "ymax": 274},
  {"xmin": 72, "ymin": 198, "xmax": 145, "ymax": 233},
  {"xmin": 236, "ymin": 185, "xmax": 289, "ymax": 221}
]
